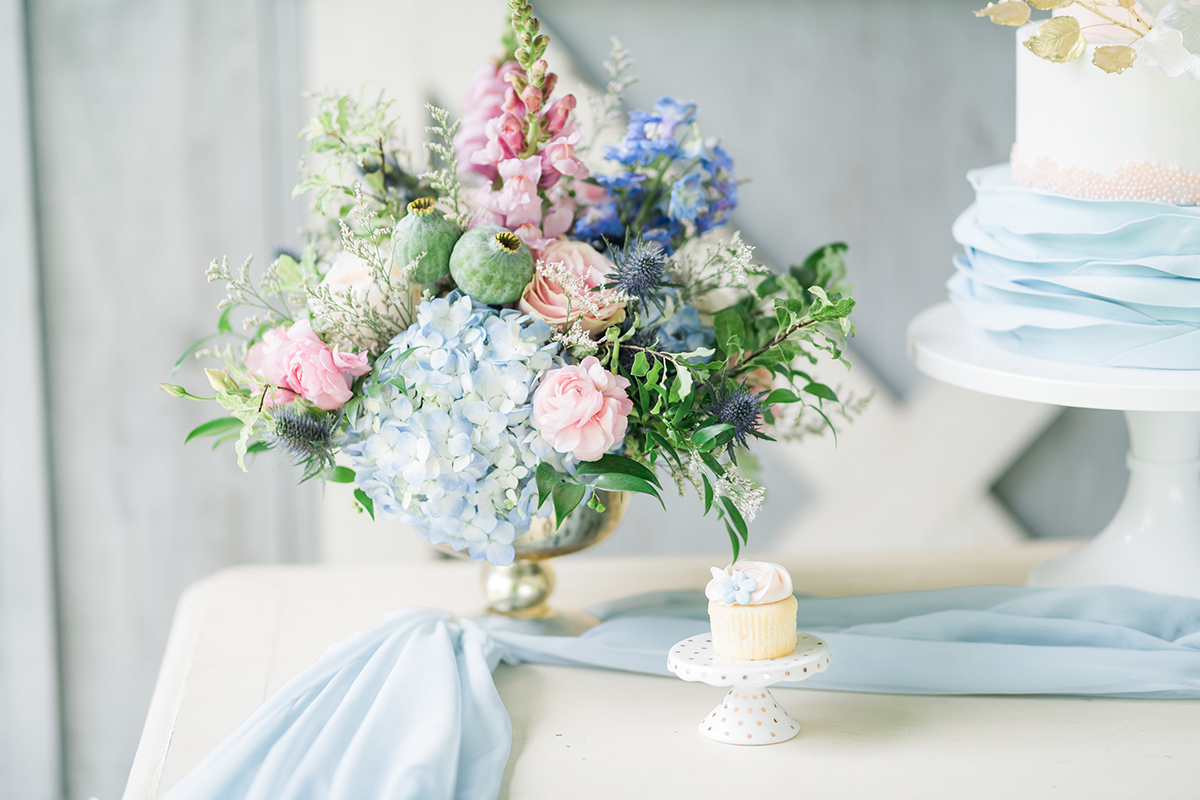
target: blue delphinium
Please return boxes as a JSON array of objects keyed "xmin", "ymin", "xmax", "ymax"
[
  {"xmin": 580, "ymin": 97, "xmax": 738, "ymax": 253},
  {"xmin": 342, "ymin": 292, "xmax": 574, "ymax": 566}
]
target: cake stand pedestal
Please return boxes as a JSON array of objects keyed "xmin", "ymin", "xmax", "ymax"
[
  {"xmin": 667, "ymin": 632, "xmax": 831, "ymax": 745},
  {"xmin": 908, "ymin": 302, "xmax": 1200, "ymax": 599}
]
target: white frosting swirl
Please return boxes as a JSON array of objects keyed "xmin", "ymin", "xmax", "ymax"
[{"xmin": 704, "ymin": 561, "xmax": 794, "ymax": 606}]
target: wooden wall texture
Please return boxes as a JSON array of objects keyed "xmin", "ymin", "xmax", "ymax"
[{"xmin": 7, "ymin": 1, "xmax": 313, "ymax": 798}]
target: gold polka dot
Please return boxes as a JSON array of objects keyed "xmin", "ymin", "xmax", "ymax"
[
  {"xmin": 771, "ymin": 733, "xmax": 776, "ymax": 737},
  {"xmin": 738, "ymin": 721, "xmax": 743, "ymax": 726},
  {"xmin": 761, "ymin": 707, "xmax": 766, "ymax": 712},
  {"xmin": 747, "ymin": 734, "xmax": 753, "ymax": 739},
  {"xmin": 757, "ymin": 721, "xmax": 762, "ymax": 726}
]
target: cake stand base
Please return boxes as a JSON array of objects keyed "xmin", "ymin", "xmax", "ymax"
[
  {"xmin": 1027, "ymin": 411, "xmax": 1200, "ymax": 599},
  {"xmin": 667, "ymin": 631, "xmax": 831, "ymax": 747},
  {"xmin": 700, "ymin": 687, "xmax": 800, "ymax": 745}
]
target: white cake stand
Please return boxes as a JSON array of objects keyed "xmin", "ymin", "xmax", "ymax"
[
  {"xmin": 908, "ymin": 302, "xmax": 1200, "ymax": 599},
  {"xmin": 667, "ymin": 632, "xmax": 831, "ymax": 745}
]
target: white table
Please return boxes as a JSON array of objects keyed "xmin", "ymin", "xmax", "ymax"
[
  {"xmin": 123, "ymin": 543, "xmax": 1200, "ymax": 800},
  {"xmin": 909, "ymin": 302, "xmax": 1200, "ymax": 598}
]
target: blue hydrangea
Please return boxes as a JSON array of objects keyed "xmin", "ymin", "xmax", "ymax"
[
  {"xmin": 644, "ymin": 298, "xmax": 715, "ymax": 362},
  {"xmin": 342, "ymin": 293, "xmax": 574, "ymax": 566}
]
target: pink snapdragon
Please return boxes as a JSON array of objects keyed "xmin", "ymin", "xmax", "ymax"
[
  {"xmin": 540, "ymin": 127, "xmax": 588, "ymax": 188},
  {"xmin": 455, "ymin": 61, "xmax": 522, "ymax": 181},
  {"xmin": 245, "ymin": 319, "xmax": 369, "ymax": 411},
  {"xmin": 532, "ymin": 356, "xmax": 632, "ymax": 461}
]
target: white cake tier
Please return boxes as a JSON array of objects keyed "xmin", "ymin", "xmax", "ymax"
[{"xmin": 1013, "ymin": 23, "xmax": 1200, "ymax": 205}]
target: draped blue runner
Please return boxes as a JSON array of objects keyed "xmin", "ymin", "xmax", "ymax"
[{"xmin": 162, "ymin": 586, "xmax": 1200, "ymax": 800}]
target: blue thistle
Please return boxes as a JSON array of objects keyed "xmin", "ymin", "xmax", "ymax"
[
  {"xmin": 268, "ymin": 406, "xmax": 338, "ymax": 481},
  {"xmin": 704, "ymin": 382, "xmax": 769, "ymax": 460},
  {"xmin": 606, "ymin": 232, "xmax": 668, "ymax": 305}
]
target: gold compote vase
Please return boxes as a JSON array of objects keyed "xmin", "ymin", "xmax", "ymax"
[{"xmin": 437, "ymin": 490, "xmax": 627, "ymax": 635}]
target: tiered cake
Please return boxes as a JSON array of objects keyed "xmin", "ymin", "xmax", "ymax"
[{"xmin": 950, "ymin": 14, "xmax": 1200, "ymax": 368}]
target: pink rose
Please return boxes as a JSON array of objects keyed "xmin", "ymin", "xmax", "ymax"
[
  {"xmin": 533, "ymin": 356, "xmax": 633, "ymax": 461},
  {"xmin": 245, "ymin": 318, "xmax": 370, "ymax": 411},
  {"xmin": 519, "ymin": 239, "xmax": 625, "ymax": 335}
]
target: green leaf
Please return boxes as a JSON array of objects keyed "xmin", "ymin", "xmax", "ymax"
[
  {"xmin": 763, "ymin": 388, "xmax": 801, "ymax": 406},
  {"xmin": 670, "ymin": 366, "xmax": 694, "ymax": 403},
  {"xmin": 551, "ymin": 481, "xmax": 586, "ymax": 529},
  {"xmin": 644, "ymin": 429, "xmax": 684, "ymax": 472},
  {"xmin": 216, "ymin": 304, "xmax": 234, "ymax": 336},
  {"xmin": 702, "ymin": 473, "xmax": 715, "ymax": 514},
  {"xmin": 590, "ymin": 473, "xmax": 665, "ymax": 509},
  {"xmin": 536, "ymin": 462, "xmax": 568, "ymax": 509},
  {"xmin": 699, "ymin": 451, "xmax": 725, "ymax": 477},
  {"xmin": 692, "ymin": 422, "xmax": 734, "ymax": 451},
  {"xmin": 185, "ymin": 416, "xmax": 244, "ymax": 444},
  {"xmin": 713, "ymin": 309, "xmax": 744, "ymax": 354},
  {"xmin": 803, "ymin": 382, "xmax": 839, "ymax": 402},
  {"xmin": 354, "ymin": 488, "xmax": 375, "ymax": 520},
  {"xmin": 573, "ymin": 454, "xmax": 661, "ymax": 488},
  {"xmin": 170, "ymin": 335, "xmax": 218, "ymax": 377},
  {"xmin": 246, "ymin": 441, "xmax": 272, "ymax": 454},
  {"xmin": 631, "ymin": 350, "xmax": 650, "ymax": 377},
  {"xmin": 325, "ymin": 466, "xmax": 356, "ymax": 483},
  {"xmin": 721, "ymin": 496, "xmax": 749, "ymax": 543},
  {"xmin": 726, "ymin": 521, "xmax": 741, "ymax": 563}
]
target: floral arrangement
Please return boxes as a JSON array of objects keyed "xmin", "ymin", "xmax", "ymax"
[
  {"xmin": 162, "ymin": 1, "xmax": 858, "ymax": 566},
  {"xmin": 975, "ymin": 0, "xmax": 1200, "ymax": 78}
]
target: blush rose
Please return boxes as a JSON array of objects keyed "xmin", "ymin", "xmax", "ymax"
[
  {"xmin": 519, "ymin": 239, "xmax": 625, "ymax": 336},
  {"xmin": 532, "ymin": 356, "xmax": 632, "ymax": 461},
  {"xmin": 245, "ymin": 318, "xmax": 370, "ymax": 411}
]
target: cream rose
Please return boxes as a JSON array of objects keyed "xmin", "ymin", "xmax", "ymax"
[{"xmin": 519, "ymin": 239, "xmax": 625, "ymax": 336}]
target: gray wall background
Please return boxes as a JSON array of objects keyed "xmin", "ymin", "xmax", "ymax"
[{"xmin": 0, "ymin": 1, "xmax": 1130, "ymax": 798}]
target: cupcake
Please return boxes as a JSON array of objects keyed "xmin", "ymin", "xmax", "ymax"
[{"xmin": 706, "ymin": 561, "xmax": 797, "ymax": 660}]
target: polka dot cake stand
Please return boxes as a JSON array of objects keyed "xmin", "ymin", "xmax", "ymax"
[{"xmin": 666, "ymin": 632, "xmax": 831, "ymax": 745}]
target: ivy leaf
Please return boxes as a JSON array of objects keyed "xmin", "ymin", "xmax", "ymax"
[
  {"xmin": 631, "ymin": 351, "xmax": 650, "ymax": 377},
  {"xmin": 536, "ymin": 462, "xmax": 568, "ymax": 509},
  {"xmin": 184, "ymin": 417, "xmax": 243, "ymax": 444},
  {"xmin": 216, "ymin": 304, "xmax": 234, "ymax": 336},
  {"xmin": 551, "ymin": 481, "xmax": 586, "ymax": 529},
  {"xmin": 324, "ymin": 466, "xmax": 356, "ymax": 483},
  {"xmin": 354, "ymin": 488, "xmax": 375, "ymax": 520},
  {"xmin": 803, "ymin": 382, "xmax": 839, "ymax": 402},
  {"xmin": 713, "ymin": 309, "xmax": 744, "ymax": 354},
  {"xmin": 574, "ymin": 453, "xmax": 661, "ymax": 488}
]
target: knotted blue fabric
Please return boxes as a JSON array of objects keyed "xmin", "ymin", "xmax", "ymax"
[{"xmin": 161, "ymin": 586, "xmax": 1200, "ymax": 800}]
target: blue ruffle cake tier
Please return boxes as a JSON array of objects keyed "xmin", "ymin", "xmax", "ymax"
[{"xmin": 949, "ymin": 164, "xmax": 1200, "ymax": 369}]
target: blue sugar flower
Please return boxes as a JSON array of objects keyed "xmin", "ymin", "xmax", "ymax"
[
  {"xmin": 712, "ymin": 568, "xmax": 759, "ymax": 606},
  {"xmin": 343, "ymin": 292, "xmax": 575, "ymax": 567}
]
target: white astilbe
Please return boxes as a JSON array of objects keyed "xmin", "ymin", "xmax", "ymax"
[
  {"xmin": 671, "ymin": 231, "xmax": 767, "ymax": 304},
  {"xmin": 551, "ymin": 319, "xmax": 598, "ymax": 358},
  {"xmin": 713, "ymin": 468, "xmax": 766, "ymax": 524}
]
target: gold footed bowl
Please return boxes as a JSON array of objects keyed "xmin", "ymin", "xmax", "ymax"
[{"xmin": 437, "ymin": 490, "xmax": 628, "ymax": 635}]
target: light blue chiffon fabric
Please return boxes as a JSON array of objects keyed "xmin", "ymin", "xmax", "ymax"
[
  {"xmin": 162, "ymin": 585, "xmax": 1200, "ymax": 800},
  {"xmin": 948, "ymin": 164, "xmax": 1200, "ymax": 368}
]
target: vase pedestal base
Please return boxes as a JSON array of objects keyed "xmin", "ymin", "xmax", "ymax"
[{"xmin": 473, "ymin": 606, "xmax": 600, "ymax": 636}]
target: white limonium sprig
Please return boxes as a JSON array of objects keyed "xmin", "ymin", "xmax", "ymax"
[
  {"xmin": 671, "ymin": 231, "xmax": 766, "ymax": 304},
  {"xmin": 713, "ymin": 467, "xmax": 766, "ymax": 524},
  {"xmin": 579, "ymin": 37, "xmax": 638, "ymax": 156},
  {"xmin": 421, "ymin": 104, "xmax": 471, "ymax": 228}
]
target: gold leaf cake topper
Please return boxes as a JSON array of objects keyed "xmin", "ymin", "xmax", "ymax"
[
  {"xmin": 1024, "ymin": 15, "xmax": 1087, "ymax": 62},
  {"xmin": 974, "ymin": 0, "xmax": 1154, "ymax": 73}
]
